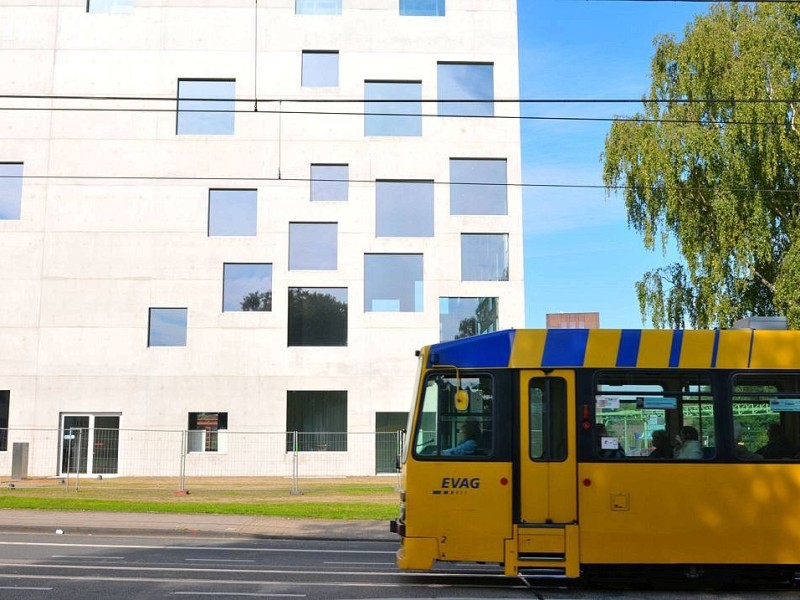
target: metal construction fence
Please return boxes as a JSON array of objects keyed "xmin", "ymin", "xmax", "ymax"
[{"xmin": 0, "ymin": 428, "xmax": 404, "ymax": 489}]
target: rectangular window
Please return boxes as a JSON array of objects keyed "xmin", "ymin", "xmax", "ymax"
[
  {"xmin": 400, "ymin": 0, "xmax": 445, "ymax": 16},
  {"xmin": 530, "ymin": 378, "xmax": 567, "ymax": 461},
  {"xmin": 208, "ymin": 189, "xmax": 257, "ymax": 236},
  {"xmin": 288, "ymin": 287, "xmax": 347, "ymax": 346},
  {"xmin": 311, "ymin": 164, "xmax": 348, "ymax": 201},
  {"xmin": 0, "ymin": 391, "xmax": 8, "ymax": 452},
  {"xmin": 732, "ymin": 374, "xmax": 800, "ymax": 462},
  {"xmin": 148, "ymin": 308, "xmax": 188, "ymax": 347},
  {"xmin": 365, "ymin": 81, "xmax": 422, "ymax": 137},
  {"xmin": 302, "ymin": 51, "xmax": 339, "ymax": 87},
  {"xmin": 413, "ymin": 373, "xmax": 493, "ymax": 458},
  {"xmin": 439, "ymin": 297, "xmax": 498, "ymax": 342},
  {"xmin": 0, "ymin": 163, "xmax": 23, "ymax": 220},
  {"xmin": 289, "ymin": 222, "xmax": 337, "ymax": 270},
  {"xmin": 593, "ymin": 371, "xmax": 715, "ymax": 460},
  {"xmin": 177, "ymin": 79, "xmax": 235, "ymax": 135},
  {"xmin": 286, "ymin": 391, "xmax": 347, "ymax": 452},
  {"xmin": 376, "ymin": 180, "xmax": 433, "ymax": 237},
  {"xmin": 438, "ymin": 63, "xmax": 494, "ymax": 117},
  {"xmin": 223, "ymin": 264, "xmax": 272, "ymax": 312},
  {"xmin": 188, "ymin": 412, "xmax": 228, "ymax": 453},
  {"xmin": 295, "ymin": 0, "xmax": 341, "ymax": 14},
  {"xmin": 450, "ymin": 158, "xmax": 507, "ymax": 215},
  {"xmin": 461, "ymin": 234, "xmax": 508, "ymax": 281},
  {"xmin": 364, "ymin": 254, "xmax": 423, "ymax": 312},
  {"xmin": 87, "ymin": 0, "xmax": 134, "ymax": 12}
]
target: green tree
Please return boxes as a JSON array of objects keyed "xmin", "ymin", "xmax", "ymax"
[{"xmin": 602, "ymin": 3, "xmax": 800, "ymax": 328}]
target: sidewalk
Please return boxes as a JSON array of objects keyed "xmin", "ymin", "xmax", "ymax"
[{"xmin": 0, "ymin": 508, "xmax": 397, "ymax": 542}]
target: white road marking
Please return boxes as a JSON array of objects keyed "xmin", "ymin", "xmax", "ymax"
[
  {"xmin": 174, "ymin": 593, "xmax": 305, "ymax": 597},
  {"xmin": 323, "ymin": 561, "xmax": 394, "ymax": 566},
  {"xmin": 52, "ymin": 555, "xmax": 125, "ymax": 560},
  {"xmin": 0, "ymin": 586, "xmax": 53, "ymax": 591},
  {"xmin": 0, "ymin": 541, "xmax": 394, "ymax": 555},
  {"xmin": 185, "ymin": 558, "xmax": 256, "ymax": 563}
]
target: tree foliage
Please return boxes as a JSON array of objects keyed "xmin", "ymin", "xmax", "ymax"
[{"xmin": 602, "ymin": 3, "xmax": 800, "ymax": 328}]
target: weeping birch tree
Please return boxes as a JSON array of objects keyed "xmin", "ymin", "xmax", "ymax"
[{"xmin": 602, "ymin": 3, "xmax": 800, "ymax": 328}]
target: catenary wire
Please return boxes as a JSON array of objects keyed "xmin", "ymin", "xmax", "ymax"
[{"xmin": 0, "ymin": 173, "xmax": 797, "ymax": 195}]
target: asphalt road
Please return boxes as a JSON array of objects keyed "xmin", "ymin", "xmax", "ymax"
[{"xmin": 0, "ymin": 532, "xmax": 795, "ymax": 599}]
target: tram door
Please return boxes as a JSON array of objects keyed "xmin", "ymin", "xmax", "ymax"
[{"xmin": 518, "ymin": 371, "xmax": 578, "ymax": 525}]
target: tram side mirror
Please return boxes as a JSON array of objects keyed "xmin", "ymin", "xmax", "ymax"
[{"xmin": 454, "ymin": 389, "xmax": 469, "ymax": 411}]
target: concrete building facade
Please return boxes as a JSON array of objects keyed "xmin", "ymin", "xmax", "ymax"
[{"xmin": 0, "ymin": 0, "xmax": 523, "ymax": 477}]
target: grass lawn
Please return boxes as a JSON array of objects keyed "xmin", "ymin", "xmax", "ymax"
[{"xmin": 0, "ymin": 476, "xmax": 400, "ymax": 520}]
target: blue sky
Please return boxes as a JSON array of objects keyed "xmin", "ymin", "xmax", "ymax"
[{"xmin": 518, "ymin": 1, "xmax": 711, "ymax": 328}]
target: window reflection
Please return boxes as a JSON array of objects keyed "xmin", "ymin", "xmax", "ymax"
[
  {"xmin": 364, "ymin": 254, "xmax": 423, "ymax": 312},
  {"xmin": 376, "ymin": 181, "xmax": 433, "ymax": 237},
  {"xmin": 177, "ymin": 79, "xmax": 235, "ymax": 135},
  {"xmin": 295, "ymin": 0, "xmax": 341, "ymax": 14},
  {"xmin": 148, "ymin": 308, "xmax": 188, "ymax": 347},
  {"xmin": 208, "ymin": 189, "xmax": 257, "ymax": 236},
  {"xmin": 365, "ymin": 81, "xmax": 422, "ymax": 136},
  {"xmin": 439, "ymin": 297, "xmax": 498, "ymax": 341},
  {"xmin": 311, "ymin": 164, "xmax": 348, "ymax": 201},
  {"xmin": 400, "ymin": 0, "xmax": 445, "ymax": 16},
  {"xmin": 288, "ymin": 287, "xmax": 348, "ymax": 346},
  {"xmin": 438, "ymin": 63, "xmax": 494, "ymax": 117},
  {"xmin": 223, "ymin": 264, "xmax": 272, "ymax": 312},
  {"xmin": 450, "ymin": 159, "xmax": 507, "ymax": 215},
  {"xmin": 289, "ymin": 223, "xmax": 338, "ymax": 270},
  {"xmin": 302, "ymin": 51, "xmax": 339, "ymax": 87},
  {"xmin": 0, "ymin": 163, "xmax": 23, "ymax": 220},
  {"xmin": 461, "ymin": 234, "xmax": 508, "ymax": 281}
]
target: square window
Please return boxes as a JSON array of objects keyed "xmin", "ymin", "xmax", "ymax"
[
  {"xmin": 376, "ymin": 180, "xmax": 433, "ymax": 237},
  {"xmin": 295, "ymin": 0, "xmax": 341, "ymax": 14},
  {"xmin": 286, "ymin": 391, "xmax": 347, "ymax": 451},
  {"xmin": 311, "ymin": 164, "xmax": 348, "ymax": 201},
  {"xmin": 223, "ymin": 264, "xmax": 272, "ymax": 312},
  {"xmin": 289, "ymin": 222, "xmax": 337, "ymax": 270},
  {"xmin": 208, "ymin": 189, "xmax": 257, "ymax": 236},
  {"xmin": 364, "ymin": 254, "xmax": 423, "ymax": 312},
  {"xmin": 288, "ymin": 287, "xmax": 348, "ymax": 346},
  {"xmin": 87, "ymin": 0, "xmax": 134, "ymax": 12},
  {"xmin": 188, "ymin": 412, "xmax": 228, "ymax": 453},
  {"xmin": 461, "ymin": 234, "xmax": 508, "ymax": 281},
  {"xmin": 439, "ymin": 297, "xmax": 498, "ymax": 342},
  {"xmin": 438, "ymin": 63, "xmax": 494, "ymax": 117},
  {"xmin": 302, "ymin": 51, "xmax": 339, "ymax": 87},
  {"xmin": 177, "ymin": 79, "xmax": 235, "ymax": 135},
  {"xmin": 0, "ymin": 163, "xmax": 23, "ymax": 220},
  {"xmin": 450, "ymin": 159, "xmax": 507, "ymax": 215},
  {"xmin": 400, "ymin": 0, "xmax": 445, "ymax": 16},
  {"xmin": 148, "ymin": 308, "xmax": 188, "ymax": 347},
  {"xmin": 365, "ymin": 81, "xmax": 422, "ymax": 137}
]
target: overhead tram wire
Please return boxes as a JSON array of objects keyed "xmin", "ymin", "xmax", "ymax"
[
  {"xmin": 0, "ymin": 172, "xmax": 797, "ymax": 197},
  {"xmin": 0, "ymin": 98, "xmax": 792, "ymax": 128}
]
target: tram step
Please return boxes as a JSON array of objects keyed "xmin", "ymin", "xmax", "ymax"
[{"xmin": 518, "ymin": 553, "xmax": 566, "ymax": 562}]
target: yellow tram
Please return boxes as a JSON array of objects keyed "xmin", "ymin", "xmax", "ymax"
[{"xmin": 390, "ymin": 327, "xmax": 800, "ymax": 584}]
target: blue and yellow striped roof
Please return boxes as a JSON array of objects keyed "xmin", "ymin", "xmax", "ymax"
[{"xmin": 427, "ymin": 328, "xmax": 800, "ymax": 370}]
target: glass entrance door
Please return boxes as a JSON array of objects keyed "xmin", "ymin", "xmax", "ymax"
[{"xmin": 60, "ymin": 414, "xmax": 120, "ymax": 475}]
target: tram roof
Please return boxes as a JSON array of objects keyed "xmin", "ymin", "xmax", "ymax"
[{"xmin": 426, "ymin": 328, "xmax": 800, "ymax": 370}]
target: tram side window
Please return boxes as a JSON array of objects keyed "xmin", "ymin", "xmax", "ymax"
[
  {"xmin": 530, "ymin": 378, "xmax": 567, "ymax": 461},
  {"xmin": 732, "ymin": 374, "xmax": 800, "ymax": 461},
  {"xmin": 593, "ymin": 371, "xmax": 715, "ymax": 460},
  {"xmin": 413, "ymin": 373, "xmax": 493, "ymax": 458}
]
